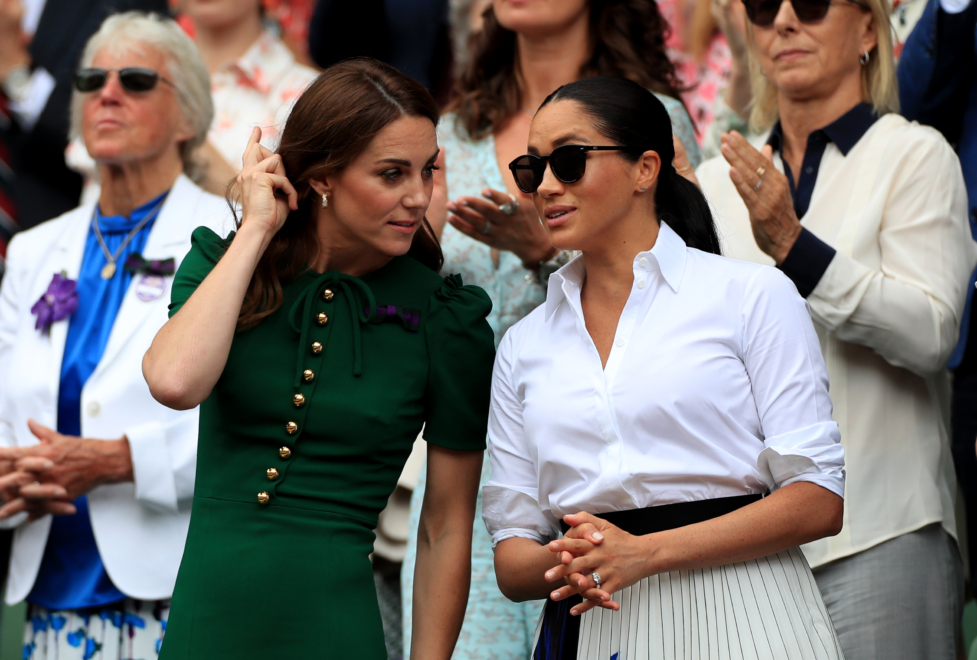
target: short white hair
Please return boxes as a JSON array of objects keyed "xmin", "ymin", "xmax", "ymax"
[{"xmin": 70, "ymin": 11, "xmax": 213, "ymax": 181}]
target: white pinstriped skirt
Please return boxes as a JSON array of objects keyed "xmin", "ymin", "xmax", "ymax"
[{"xmin": 532, "ymin": 547, "xmax": 845, "ymax": 660}]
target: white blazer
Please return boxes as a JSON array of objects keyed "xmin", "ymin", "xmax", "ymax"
[{"xmin": 0, "ymin": 174, "xmax": 232, "ymax": 605}]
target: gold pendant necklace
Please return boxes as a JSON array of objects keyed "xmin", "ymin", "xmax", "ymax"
[{"xmin": 91, "ymin": 195, "xmax": 167, "ymax": 279}]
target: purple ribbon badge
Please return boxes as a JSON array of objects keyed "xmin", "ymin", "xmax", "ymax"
[{"xmin": 30, "ymin": 272, "xmax": 78, "ymax": 333}]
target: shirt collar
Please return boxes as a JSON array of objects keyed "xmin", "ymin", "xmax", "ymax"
[
  {"xmin": 544, "ymin": 221, "xmax": 688, "ymax": 320},
  {"xmin": 767, "ymin": 103, "xmax": 879, "ymax": 156}
]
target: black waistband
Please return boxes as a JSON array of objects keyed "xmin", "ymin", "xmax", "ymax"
[{"xmin": 558, "ymin": 493, "xmax": 764, "ymax": 537}]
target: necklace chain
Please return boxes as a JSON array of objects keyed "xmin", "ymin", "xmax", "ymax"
[{"xmin": 91, "ymin": 195, "xmax": 167, "ymax": 279}]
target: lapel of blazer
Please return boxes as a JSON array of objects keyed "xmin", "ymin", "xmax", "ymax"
[
  {"xmin": 44, "ymin": 203, "xmax": 96, "ymax": 400},
  {"xmin": 91, "ymin": 175, "xmax": 200, "ymax": 381}
]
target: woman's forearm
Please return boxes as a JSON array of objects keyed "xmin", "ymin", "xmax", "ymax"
[
  {"xmin": 643, "ymin": 482, "xmax": 843, "ymax": 577},
  {"xmin": 411, "ymin": 521, "xmax": 473, "ymax": 659},
  {"xmin": 494, "ymin": 536, "xmax": 563, "ymax": 602},
  {"xmin": 411, "ymin": 446, "xmax": 482, "ymax": 659},
  {"xmin": 143, "ymin": 223, "xmax": 272, "ymax": 410}
]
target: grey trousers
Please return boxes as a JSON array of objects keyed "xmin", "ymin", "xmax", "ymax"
[{"xmin": 812, "ymin": 523, "xmax": 964, "ymax": 660}]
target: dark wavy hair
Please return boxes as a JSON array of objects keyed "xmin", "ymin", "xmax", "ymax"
[
  {"xmin": 233, "ymin": 58, "xmax": 444, "ymax": 330},
  {"xmin": 542, "ymin": 77, "xmax": 720, "ymax": 255},
  {"xmin": 452, "ymin": 0, "xmax": 684, "ymax": 140}
]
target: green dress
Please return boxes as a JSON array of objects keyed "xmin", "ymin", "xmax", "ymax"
[{"xmin": 158, "ymin": 227, "xmax": 495, "ymax": 659}]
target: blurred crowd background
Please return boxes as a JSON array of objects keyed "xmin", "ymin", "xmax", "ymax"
[{"xmin": 0, "ymin": 0, "xmax": 974, "ymax": 658}]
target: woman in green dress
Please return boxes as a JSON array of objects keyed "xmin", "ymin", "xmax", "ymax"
[{"xmin": 143, "ymin": 59, "xmax": 494, "ymax": 659}]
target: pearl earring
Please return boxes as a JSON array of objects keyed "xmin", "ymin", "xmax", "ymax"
[{"xmin": 321, "ymin": 193, "xmax": 328, "ymax": 209}]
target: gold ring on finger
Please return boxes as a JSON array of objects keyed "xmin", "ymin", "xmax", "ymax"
[{"xmin": 756, "ymin": 165, "xmax": 766, "ymax": 177}]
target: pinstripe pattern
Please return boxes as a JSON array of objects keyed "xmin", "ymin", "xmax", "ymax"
[{"xmin": 533, "ymin": 548, "xmax": 845, "ymax": 660}]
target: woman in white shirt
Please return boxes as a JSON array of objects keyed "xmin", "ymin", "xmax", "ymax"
[
  {"xmin": 487, "ymin": 75, "xmax": 846, "ymax": 660},
  {"xmin": 694, "ymin": 0, "xmax": 977, "ymax": 656}
]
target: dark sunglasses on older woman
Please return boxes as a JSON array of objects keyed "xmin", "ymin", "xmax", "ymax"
[
  {"xmin": 509, "ymin": 145, "xmax": 632, "ymax": 194},
  {"xmin": 742, "ymin": 0, "xmax": 866, "ymax": 26},
  {"xmin": 74, "ymin": 67, "xmax": 174, "ymax": 94}
]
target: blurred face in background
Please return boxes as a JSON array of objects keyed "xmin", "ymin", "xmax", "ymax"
[
  {"xmin": 493, "ymin": 0, "xmax": 589, "ymax": 37},
  {"xmin": 82, "ymin": 45, "xmax": 191, "ymax": 168},
  {"xmin": 179, "ymin": 0, "xmax": 262, "ymax": 29}
]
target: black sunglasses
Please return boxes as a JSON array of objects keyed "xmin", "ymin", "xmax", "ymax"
[
  {"xmin": 742, "ymin": 0, "xmax": 866, "ymax": 26},
  {"xmin": 74, "ymin": 67, "xmax": 174, "ymax": 94},
  {"xmin": 509, "ymin": 145, "xmax": 632, "ymax": 194}
]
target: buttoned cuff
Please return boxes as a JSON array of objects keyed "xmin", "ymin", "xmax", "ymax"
[
  {"xmin": 7, "ymin": 67, "xmax": 55, "ymax": 133},
  {"xmin": 777, "ymin": 228, "xmax": 836, "ymax": 298},
  {"xmin": 126, "ymin": 420, "xmax": 179, "ymax": 514}
]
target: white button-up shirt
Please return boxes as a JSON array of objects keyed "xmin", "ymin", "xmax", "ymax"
[{"xmin": 483, "ymin": 223, "xmax": 845, "ymax": 547}]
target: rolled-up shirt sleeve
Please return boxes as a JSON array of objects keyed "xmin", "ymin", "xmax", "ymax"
[
  {"xmin": 742, "ymin": 267, "xmax": 846, "ymax": 498},
  {"xmin": 483, "ymin": 329, "xmax": 560, "ymax": 548}
]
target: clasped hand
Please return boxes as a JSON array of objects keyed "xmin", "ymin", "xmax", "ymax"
[
  {"xmin": 0, "ymin": 419, "xmax": 131, "ymax": 522},
  {"xmin": 543, "ymin": 512, "xmax": 653, "ymax": 617}
]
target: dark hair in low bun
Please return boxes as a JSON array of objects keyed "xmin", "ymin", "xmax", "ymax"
[{"xmin": 541, "ymin": 76, "xmax": 721, "ymax": 255}]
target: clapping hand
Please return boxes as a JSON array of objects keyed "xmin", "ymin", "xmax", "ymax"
[
  {"xmin": 447, "ymin": 188, "xmax": 556, "ymax": 265},
  {"xmin": 720, "ymin": 131, "xmax": 801, "ymax": 263}
]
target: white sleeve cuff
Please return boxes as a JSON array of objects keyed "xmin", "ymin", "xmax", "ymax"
[
  {"xmin": 756, "ymin": 421, "xmax": 846, "ymax": 499},
  {"xmin": 8, "ymin": 67, "xmax": 55, "ymax": 132},
  {"xmin": 940, "ymin": 0, "xmax": 970, "ymax": 13},
  {"xmin": 126, "ymin": 420, "xmax": 179, "ymax": 513},
  {"xmin": 490, "ymin": 527, "xmax": 553, "ymax": 548},
  {"xmin": 0, "ymin": 511, "xmax": 28, "ymax": 530},
  {"xmin": 483, "ymin": 484, "xmax": 559, "ymax": 548}
]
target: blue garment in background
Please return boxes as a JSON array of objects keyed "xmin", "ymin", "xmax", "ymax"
[{"xmin": 27, "ymin": 191, "xmax": 167, "ymax": 611}]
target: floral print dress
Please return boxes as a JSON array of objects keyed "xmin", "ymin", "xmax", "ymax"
[{"xmin": 24, "ymin": 600, "xmax": 169, "ymax": 660}]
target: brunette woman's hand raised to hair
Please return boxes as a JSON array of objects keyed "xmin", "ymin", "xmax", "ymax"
[
  {"xmin": 237, "ymin": 126, "xmax": 298, "ymax": 236},
  {"xmin": 144, "ymin": 129, "xmax": 298, "ymax": 411}
]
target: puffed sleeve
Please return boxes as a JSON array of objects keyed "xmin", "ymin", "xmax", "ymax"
[
  {"xmin": 483, "ymin": 327, "xmax": 561, "ymax": 548},
  {"xmin": 742, "ymin": 266, "xmax": 846, "ymax": 498},
  {"xmin": 422, "ymin": 274, "xmax": 495, "ymax": 451},
  {"xmin": 168, "ymin": 226, "xmax": 233, "ymax": 317}
]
